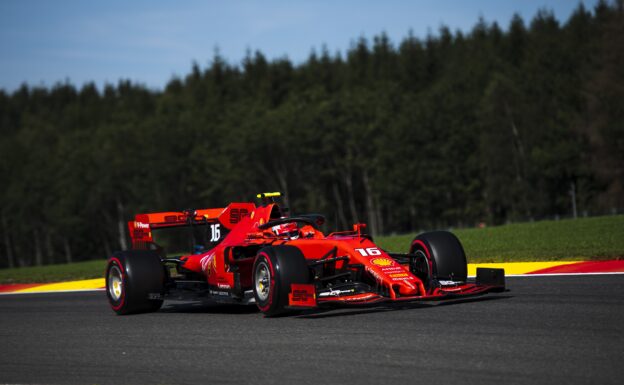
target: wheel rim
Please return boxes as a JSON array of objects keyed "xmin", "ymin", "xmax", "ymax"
[
  {"xmin": 108, "ymin": 265, "xmax": 123, "ymax": 301},
  {"xmin": 255, "ymin": 261, "xmax": 271, "ymax": 302},
  {"xmin": 410, "ymin": 249, "xmax": 431, "ymax": 277}
]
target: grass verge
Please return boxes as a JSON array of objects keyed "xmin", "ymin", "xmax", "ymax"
[
  {"xmin": 0, "ymin": 259, "xmax": 107, "ymax": 284},
  {"xmin": 376, "ymin": 215, "xmax": 624, "ymax": 263},
  {"xmin": 1, "ymin": 215, "xmax": 622, "ymax": 283}
]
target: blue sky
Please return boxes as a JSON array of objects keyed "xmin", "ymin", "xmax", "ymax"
[{"xmin": 0, "ymin": 0, "xmax": 600, "ymax": 92}]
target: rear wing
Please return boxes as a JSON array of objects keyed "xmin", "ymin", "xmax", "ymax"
[{"xmin": 128, "ymin": 203, "xmax": 255, "ymax": 249}]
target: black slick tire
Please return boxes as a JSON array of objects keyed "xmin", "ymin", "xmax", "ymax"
[
  {"xmin": 106, "ymin": 250, "xmax": 165, "ymax": 315},
  {"xmin": 409, "ymin": 231, "xmax": 468, "ymax": 282},
  {"xmin": 252, "ymin": 245, "xmax": 311, "ymax": 317}
]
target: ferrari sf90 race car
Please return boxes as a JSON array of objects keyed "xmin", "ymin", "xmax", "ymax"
[{"xmin": 106, "ymin": 193, "xmax": 505, "ymax": 316}]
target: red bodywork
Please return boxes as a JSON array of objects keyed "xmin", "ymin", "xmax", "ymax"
[{"xmin": 128, "ymin": 201, "xmax": 503, "ymax": 309}]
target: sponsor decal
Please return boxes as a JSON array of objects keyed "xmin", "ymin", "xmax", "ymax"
[
  {"xmin": 288, "ymin": 284, "xmax": 316, "ymax": 307},
  {"xmin": 291, "ymin": 290, "xmax": 314, "ymax": 302},
  {"xmin": 164, "ymin": 214, "xmax": 188, "ymax": 222},
  {"xmin": 200, "ymin": 252, "xmax": 216, "ymax": 272},
  {"xmin": 217, "ymin": 283, "xmax": 231, "ymax": 289},
  {"xmin": 135, "ymin": 222, "xmax": 150, "ymax": 229},
  {"xmin": 381, "ymin": 266, "xmax": 404, "ymax": 272},
  {"xmin": 229, "ymin": 208, "xmax": 249, "ymax": 224},
  {"xmin": 318, "ymin": 288, "xmax": 356, "ymax": 297},
  {"xmin": 371, "ymin": 258, "xmax": 394, "ymax": 267},
  {"xmin": 389, "ymin": 273, "xmax": 409, "ymax": 278},
  {"xmin": 365, "ymin": 266, "xmax": 384, "ymax": 281},
  {"xmin": 209, "ymin": 290, "xmax": 229, "ymax": 296},
  {"xmin": 391, "ymin": 277, "xmax": 415, "ymax": 282}
]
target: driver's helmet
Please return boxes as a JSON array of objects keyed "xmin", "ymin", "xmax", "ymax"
[{"xmin": 271, "ymin": 221, "xmax": 299, "ymax": 239}]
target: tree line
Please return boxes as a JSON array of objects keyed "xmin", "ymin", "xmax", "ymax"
[{"xmin": 1, "ymin": 1, "xmax": 622, "ymax": 267}]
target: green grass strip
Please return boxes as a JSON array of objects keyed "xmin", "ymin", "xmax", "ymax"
[
  {"xmin": 0, "ymin": 259, "xmax": 107, "ymax": 284},
  {"xmin": 376, "ymin": 215, "xmax": 624, "ymax": 263}
]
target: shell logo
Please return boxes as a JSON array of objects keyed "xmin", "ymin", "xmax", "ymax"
[{"xmin": 371, "ymin": 258, "xmax": 394, "ymax": 267}]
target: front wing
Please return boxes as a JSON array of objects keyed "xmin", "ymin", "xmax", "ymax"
[{"xmin": 288, "ymin": 267, "xmax": 506, "ymax": 309}]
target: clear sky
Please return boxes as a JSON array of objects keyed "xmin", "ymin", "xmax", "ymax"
[{"xmin": 0, "ymin": 0, "xmax": 601, "ymax": 93}]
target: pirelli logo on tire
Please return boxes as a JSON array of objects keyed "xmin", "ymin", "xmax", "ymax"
[{"xmin": 288, "ymin": 284, "xmax": 316, "ymax": 307}]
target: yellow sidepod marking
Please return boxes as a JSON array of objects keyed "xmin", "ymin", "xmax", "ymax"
[
  {"xmin": 467, "ymin": 261, "xmax": 577, "ymax": 276},
  {"xmin": 15, "ymin": 278, "xmax": 105, "ymax": 293}
]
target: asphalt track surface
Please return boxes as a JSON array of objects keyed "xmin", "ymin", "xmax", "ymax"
[{"xmin": 1, "ymin": 275, "xmax": 623, "ymax": 385}]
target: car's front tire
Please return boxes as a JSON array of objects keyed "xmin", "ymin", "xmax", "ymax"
[
  {"xmin": 409, "ymin": 231, "xmax": 468, "ymax": 283},
  {"xmin": 252, "ymin": 246, "xmax": 311, "ymax": 317}
]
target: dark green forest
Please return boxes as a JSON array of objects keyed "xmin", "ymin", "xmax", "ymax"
[{"xmin": 1, "ymin": 2, "xmax": 623, "ymax": 267}]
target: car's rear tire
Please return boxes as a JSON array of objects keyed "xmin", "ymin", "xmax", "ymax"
[
  {"xmin": 409, "ymin": 231, "xmax": 467, "ymax": 283},
  {"xmin": 252, "ymin": 246, "xmax": 311, "ymax": 317},
  {"xmin": 106, "ymin": 250, "xmax": 165, "ymax": 315}
]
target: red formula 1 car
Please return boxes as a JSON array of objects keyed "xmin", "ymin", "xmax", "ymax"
[{"xmin": 106, "ymin": 193, "xmax": 505, "ymax": 316}]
